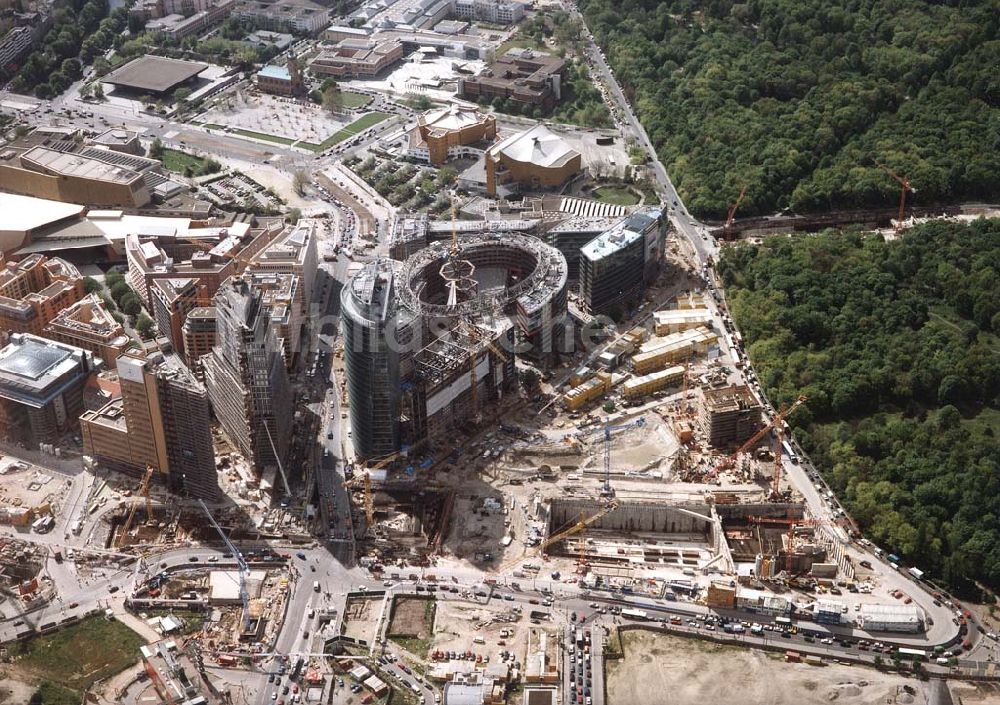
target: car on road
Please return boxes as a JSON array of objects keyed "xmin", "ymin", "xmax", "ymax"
[
  {"xmin": 109, "ymin": 585, "xmax": 120, "ymax": 594},
  {"xmin": 69, "ymin": 602, "xmax": 79, "ymax": 608},
  {"xmin": 188, "ymin": 556, "xmax": 199, "ymax": 562},
  {"xmin": 208, "ymin": 556, "xmax": 219, "ymax": 563},
  {"xmin": 296, "ymin": 552, "xmax": 306, "ymax": 560}
]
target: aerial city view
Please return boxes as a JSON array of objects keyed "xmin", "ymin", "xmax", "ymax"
[{"xmin": 0, "ymin": 0, "xmax": 997, "ymax": 702}]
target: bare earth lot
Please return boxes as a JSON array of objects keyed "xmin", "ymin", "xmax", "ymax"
[
  {"xmin": 388, "ymin": 596, "xmax": 434, "ymax": 637},
  {"xmin": 606, "ymin": 631, "xmax": 927, "ymax": 705}
]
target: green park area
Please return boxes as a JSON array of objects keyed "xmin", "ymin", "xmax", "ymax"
[
  {"xmin": 16, "ymin": 617, "xmax": 146, "ymax": 702},
  {"xmin": 593, "ymin": 185, "xmax": 640, "ymax": 206},
  {"xmin": 302, "ymin": 112, "xmax": 394, "ymax": 153}
]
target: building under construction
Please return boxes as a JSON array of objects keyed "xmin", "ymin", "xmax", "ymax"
[
  {"xmin": 699, "ymin": 384, "xmax": 763, "ymax": 449},
  {"xmin": 341, "ymin": 233, "xmax": 568, "ymax": 463}
]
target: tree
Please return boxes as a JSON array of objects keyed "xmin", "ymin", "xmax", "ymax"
[
  {"xmin": 292, "ymin": 170, "xmax": 309, "ymax": 196},
  {"xmin": 121, "ymin": 294, "xmax": 142, "ymax": 316},
  {"xmin": 105, "ymin": 271, "xmax": 125, "ymax": 288},
  {"xmin": 520, "ymin": 369, "xmax": 540, "ymax": 391},
  {"xmin": 92, "ymin": 82, "xmax": 104, "ymax": 100},
  {"xmin": 83, "ymin": 276, "xmax": 102, "ymax": 294},
  {"xmin": 287, "ymin": 207, "xmax": 301, "ymax": 224},
  {"xmin": 148, "ymin": 138, "xmax": 164, "ymax": 159},
  {"xmin": 321, "ymin": 85, "xmax": 342, "ymax": 114},
  {"xmin": 109, "ymin": 280, "xmax": 131, "ymax": 304},
  {"xmin": 135, "ymin": 313, "xmax": 154, "ymax": 339},
  {"xmin": 173, "ymin": 87, "xmax": 192, "ymax": 104},
  {"xmin": 603, "ymin": 400, "xmax": 616, "ymax": 414}
]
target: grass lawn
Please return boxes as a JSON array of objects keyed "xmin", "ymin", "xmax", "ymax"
[
  {"xmin": 339, "ymin": 91, "xmax": 372, "ymax": 109},
  {"xmin": 160, "ymin": 148, "xmax": 207, "ymax": 174},
  {"xmin": 497, "ymin": 36, "xmax": 547, "ymax": 57},
  {"xmin": 388, "ymin": 635, "xmax": 433, "ymax": 660},
  {"xmin": 225, "ymin": 127, "xmax": 297, "ymax": 145},
  {"xmin": 301, "ymin": 111, "xmax": 394, "ymax": 152},
  {"xmin": 593, "ymin": 185, "xmax": 640, "ymax": 206},
  {"xmin": 15, "ymin": 617, "xmax": 146, "ymax": 693}
]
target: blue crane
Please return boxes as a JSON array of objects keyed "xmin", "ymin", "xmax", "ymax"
[
  {"xmin": 583, "ymin": 416, "xmax": 646, "ymax": 495},
  {"xmin": 198, "ymin": 500, "xmax": 250, "ymax": 630}
]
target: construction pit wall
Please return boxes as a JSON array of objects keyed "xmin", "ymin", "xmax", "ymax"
[{"xmin": 543, "ymin": 498, "xmax": 734, "ymax": 577}]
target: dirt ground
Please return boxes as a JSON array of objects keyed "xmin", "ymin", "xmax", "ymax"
[
  {"xmin": 950, "ymin": 682, "xmax": 1000, "ymax": 703},
  {"xmin": 0, "ymin": 676, "xmax": 35, "ymax": 705},
  {"xmin": 342, "ymin": 596, "xmax": 382, "ymax": 643},
  {"xmin": 430, "ymin": 600, "xmax": 527, "ymax": 661},
  {"xmin": 606, "ymin": 631, "xmax": 928, "ymax": 705},
  {"xmin": 388, "ymin": 596, "xmax": 434, "ymax": 638}
]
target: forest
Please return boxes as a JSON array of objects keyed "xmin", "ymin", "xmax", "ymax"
[
  {"xmin": 719, "ymin": 219, "xmax": 1000, "ymax": 595},
  {"xmin": 576, "ymin": 0, "xmax": 1000, "ymax": 219},
  {"xmin": 8, "ymin": 0, "xmax": 126, "ymax": 97}
]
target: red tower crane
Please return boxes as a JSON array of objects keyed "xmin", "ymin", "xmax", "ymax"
[
  {"xmin": 875, "ymin": 162, "xmax": 914, "ymax": 232},
  {"xmin": 705, "ymin": 395, "xmax": 807, "ymax": 481},
  {"xmin": 722, "ymin": 184, "xmax": 748, "ymax": 239}
]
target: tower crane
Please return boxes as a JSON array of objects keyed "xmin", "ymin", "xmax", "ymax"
[
  {"xmin": 581, "ymin": 416, "xmax": 646, "ymax": 495},
  {"xmin": 198, "ymin": 500, "xmax": 250, "ymax": 630},
  {"xmin": 458, "ymin": 319, "xmax": 509, "ymax": 424},
  {"xmin": 116, "ymin": 466, "xmax": 155, "ymax": 548},
  {"xmin": 722, "ymin": 184, "xmax": 748, "ymax": 239},
  {"xmin": 498, "ymin": 498, "xmax": 619, "ymax": 574},
  {"xmin": 704, "ymin": 395, "xmax": 807, "ymax": 482},
  {"xmin": 875, "ymin": 162, "xmax": 914, "ymax": 232},
  {"xmin": 344, "ymin": 450, "xmax": 406, "ymax": 533}
]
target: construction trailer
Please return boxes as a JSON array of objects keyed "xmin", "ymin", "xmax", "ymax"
[
  {"xmin": 631, "ymin": 327, "xmax": 717, "ymax": 375},
  {"xmin": 622, "ymin": 365, "xmax": 685, "ymax": 400},
  {"xmin": 562, "ymin": 372, "xmax": 612, "ymax": 411}
]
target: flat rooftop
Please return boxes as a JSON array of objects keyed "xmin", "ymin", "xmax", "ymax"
[
  {"xmin": 102, "ymin": 55, "xmax": 208, "ymax": 93},
  {"xmin": 22, "ymin": 147, "xmax": 143, "ymax": 185}
]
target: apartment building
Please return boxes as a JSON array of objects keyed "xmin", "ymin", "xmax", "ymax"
[
  {"xmin": 150, "ymin": 278, "xmax": 210, "ymax": 356},
  {"xmin": 80, "ymin": 350, "xmax": 219, "ymax": 499},
  {"xmin": 43, "ymin": 294, "xmax": 130, "ymax": 368},
  {"xmin": 0, "ymin": 254, "xmax": 85, "ymax": 337}
]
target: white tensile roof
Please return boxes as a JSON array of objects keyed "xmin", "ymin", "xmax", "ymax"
[{"xmin": 489, "ymin": 123, "xmax": 578, "ymax": 169}]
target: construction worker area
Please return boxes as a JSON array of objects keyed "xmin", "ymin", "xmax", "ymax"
[{"xmin": 341, "ymin": 275, "xmax": 855, "ymax": 614}]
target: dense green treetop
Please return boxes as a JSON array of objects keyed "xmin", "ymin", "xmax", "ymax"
[
  {"xmin": 720, "ymin": 219, "xmax": 1000, "ymax": 593},
  {"xmin": 577, "ymin": 0, "xmax": 1000, "ymax": 219}
]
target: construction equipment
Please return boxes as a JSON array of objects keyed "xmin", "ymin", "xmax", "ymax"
[
  {"xmin": 875, "ymin": 162, "xmax": 914, "ymax": 232},
  {"xmin": 705, "ymin": 395, "xmax": 807, "ymax": 482},
  {"xmin": 498, "ymin": 498, "xmax": 619, "ymax": 574},
  {"xmin": 458, "ymin": 319, "xmax": 509, "ymax": 423},
  {"xmin": 198, "ymin": 500, "xmax": 250, "ymax": 630},
  {"xmin": 344, "ymin": 450, "xmax": 406, "ymax": 533},
  {"xmin": 116, "ymin": 466, "xmax": 154, "ymax": 548},
  {"xmin": 772, "ymin": 424, "xmax": 785, "ymax": 497},
  {"xmin": 722, "ymin": 184, "xmax": 748, "ymax": 238},
  {"xmin": 582, "ymin": 417, "xmax": 646, "ymax": 495},
  {"xmin": 748, "ymin": 515, "xmax": 820, "ymax": 573}
]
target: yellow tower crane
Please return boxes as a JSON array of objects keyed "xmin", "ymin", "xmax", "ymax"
[{"xmin": 116, "ymin": 466, "xmax": 154, "ymax": 548}]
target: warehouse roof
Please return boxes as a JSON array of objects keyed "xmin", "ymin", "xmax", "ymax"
[
  {"xmin": 102, "ymin": 56, "xmax": 208, "ymax": 93},
  {"xmin": 21, "ymin": 147, "xmax": 143, "ymax": 185}
]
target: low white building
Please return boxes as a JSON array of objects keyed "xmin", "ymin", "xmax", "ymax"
[{"xmin": 859, "ymin": 603, "xmax": 923, "ymax": 633}]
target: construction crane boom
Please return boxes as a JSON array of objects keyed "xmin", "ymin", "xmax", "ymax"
[
  {"xmin": 498, "ymin": 499, "xmax": 619, "ymax": 573},
  {"xmin": 344, "ymin": 450, "xmax": 406, "ymax": 533},
  {"xmin": 117, "ymin": 466, "xmax": 154, "ymax": 548},
  {"xmin": 875, "ymin": 162, "xmax": 914, "ymax": 232},
  {"xmin": 198, "ymin": 500, "xmax": 250, "ymax": 629},
  {"xmin": 582, "ymin": 417, "xmax": 646, "ymax": 495},
  {"xmin": 723, "ymin": 184, "xmax": 748, "ymax": 237},
  {"xmin": 706, "ymin": 395, "xmax": 807, "ymax": 480}
]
